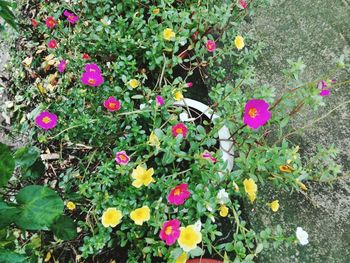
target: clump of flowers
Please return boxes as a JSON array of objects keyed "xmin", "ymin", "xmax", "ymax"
[{"xmin": 81, "ymin": 63, "xmax": 104, "ymax": 87}]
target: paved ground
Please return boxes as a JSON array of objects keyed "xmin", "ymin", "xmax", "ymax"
[{"xmin": 242, "ymin": 0, "xmax": 350, "ymax": 262}]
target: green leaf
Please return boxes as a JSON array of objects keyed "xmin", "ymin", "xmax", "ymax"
[
  {"xmin": 0, "ymin": 143, "xmax": 15, "ymax": 188},
  {"xmin": 0, "ymin": 201, "xmax": 19, "ymax": 228},
  {"xmin": 15, "ymin": 185, "xmax": 64, "ymax": 230},
  {"xmin": 13, "ymin": 146, "xmax": 40, "ymax": 171},
  {"xmin": 51, "ymin": 215, "xmax": 77, "ymax": 241},
  {"xmin": 0, "ymin": 249, "xmax": 26, "ymax": 263},
  {"xmin": 255, "ymin": 243, "xmax": 264, "ymax": 254},
  {"xmin": 23, "ymin": 160, "xmax": 45, "ymax": 180}
]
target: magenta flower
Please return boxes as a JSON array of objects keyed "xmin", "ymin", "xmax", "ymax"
[
  {"xmin": 201, "ymin": 151, "xmax": 217, "ymax": 163},
  {"xmin": 115, "ymin": 151, "xmax": 130, "ymax": 165},
  {"xmin": 85, "ymin": 63, "xmax": 101, "ymax": 74},
  {"xmin": 156, "ymin": 95, "xmax": 165, "ymax": 106},
  {"xmin": 103, "ymin": 96, "xmax": 121, "ymax": 111},
  {"xmin": 186, "ymin": 82, "xmax": 193, "ymax": 88},
  {"xmin": 58, "ymin": 60, "xmax": 67, "ymax": 73},
  {"xmin": 35, "ymin": 111, "xmax": 58, "ymax": 131},
  {"xmin": 239, "ymin": 0, "xmax": 248, "ymax": 9},
  {"xmin": 159, "ymin": 219, "xmax": 181, "ymax": 246},
  {"xmin": 48, "ymin": 39, "xmax": 58, "ymax": 49},
  {"xmin": 206, "ymin": 40, "xmax": 216, "ymax": 52},
  {"xmin": 171, "ymin": 123, "xmax": 188, "ymax": 138},
  {"xmin": 45, "ymin": 16, "xmax": 57, "ymax": 28},
  {"xmin": 81, "ymin": 71, "xmax": 104, "ymax": 87},
  {"xmin": 63, "ymin": 10, "xmax": 79, "ymax": 24},
  {"xmin": 243, "ymin": 99, "xmax": 271, "ymax": 129},
  {"xmin": 167, "ymin": 183, "xmax": 191, "ymax": 206},
  {"xmin": 317, "ymin": 80, "xmax": 330, "ymax": 97}
]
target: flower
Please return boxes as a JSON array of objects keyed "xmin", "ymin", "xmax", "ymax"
[
  {"xmin": 48, "ymin": 39, "xmax": 58, "ymax": 49},
  {"xmin": 201, "ymin": 151, "xmax": 217, "ymax": 163},
  {"xmin": 148, "ymin": 132, "xmax": 160, "ymax": 148},
  {"xmin": 219, "ymin": 204, "xmax": 229, "ymax": 217},
  {"xmin": 129, "ymin": 79, "xmax": 139, "ymax": 89},
  {"xmin": 186, "ymin": 82, "xmax": 193, "ymax": 88},
  {"xmin": 45, "ymin": 16, "xmax": 57, "ymax": 28},
  {"xmin": 82, "ymin": 53, "xmax": 90, "ymax": 60},
  {"xmin": 103, "ymin": 96, "xmax": 121, "ymax": 111},
  {"xmin": 243, "ymin": 99, "xmax": 271, "ymax": 129},
  {"xmin": 279, "ymin": 165, "xmax": 293, "ymax": 173},
  {"xmin": 115, "ymin": 151, "xmax": 130, "ymax": 165},
  {"xmin": 178, "ymin": 225, "xmax": 202, "ymax": 252},
  {"xmin": 85, "ymin": 63, "xmax": 101, "ymax": 74},
  {"xmin": 296, "ymin": 179, "xmax": 308, "ymax": 191},
  {"xmin": 159, "ymin": 219, "xmax": 181, "ymax": 245},
  {"xmin": 35, "ymin": 111, "xmax": 58, "ymax": 130},
  {"xmin": 153, "ymin": 8, "xmax": 160, "ymax": 15},
  {"xmin": 296, "ymin": 227, "xmax": 309, "ymax": 245},
  {"xmin": 269, "ymin": 200, "xmax": 279, "ymax": 212},
  {"xmin": 130, "ymin": 206, "xmax": 150, "ymax": 225},
  {"xmin": 81, "ymin": 71, "xmax": 104, "ymax": 87},
  {"xmin": 31, "ymin": 19, "xmax": 38, "ymax": 27},
  {"xmin": 58, "ymin": 60, "xmax": 67, "ymax": 73},
  {"xmin": 63, "ymin": 10, "xmax": 79, "ymax": 24},
  {"xmin": 234, "ymin": 35, "xmax": 245, "ymax": 50},
  {"xmin": 167, "ymin": 183, "xmax": 191, "ymax": 206},
  {"xmin": 102, "ymin": 208, "xmax": 122, "ymax": 227},
  {"xmin": 179, "ymin": 112, "xmax": 195, "ymax": 122},
  {"xmin": 206, "ymin": 40, "xmax": 217, "ymax": 52},
  {"xmin": 239, "ymin": 0, "xmax": 248, "ymax": 9},
  {"xmin": 217, "ymin": 189, "xmax": 229, "ymax": 204},
  {"xmin": 173, "ymin": 91, "xmax": 184, "ymax": 101},
  {"xmin": 156, "ymin": 95, "xmax": 165, "ymax": 106},
  {"xmin": 131, "ymin": 165, "xmax": 155, "ymax": 188},
  {"xmin": 317, "ymin": 80, "xmax": 330, "ymax": 97},
  {"xmin": 175, "ymin": 252, "xmax": 187, "ymax": 263},
  {"xmin": 171, "ymin": 123, "xmax": 188, "ymax": 138},
  {"xmin": 163, "ymin": 28, "xmax": 175, "ymax": 41},
  {"xmin": 243, "ymin": 178, "xmax": 257, "ymax": 202},
  {"xmin": 66, "ymin": 201, "xmax": 76, "ymax": 210}
]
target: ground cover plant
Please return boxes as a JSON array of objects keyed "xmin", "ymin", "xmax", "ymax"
[{"xmin": 0, "ymin": 0, "xmax": 349, "ymax": 262}]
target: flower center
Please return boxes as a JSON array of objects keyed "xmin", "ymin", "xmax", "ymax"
[
  {"xmin": 42, "ymin": 117, "xmax": 51, "ymax": 124},
  {"xmin": 165, "ymin": 226, "xmax": 172, "ymax": 235},
  {"xmin": 176, "ymin": 128, "xmax": 183, "ymax": 134},
  {"xmin": 248, "ymin": 107, "xmax": 258, "ymax": 118},
  {"xmin": 109, "ymin": 102, "xmax": 116, "ymax": 109},
  {"xmin": 174, "ymin": 188, "xmax": 181, "ymax": 196},
  {"xmin": 68, "ymin": 15, "xmax": 74, "ymax": 20},
  {"xmin": 119, "ymin": 155, "xmax": 126, "ymax": 161},
  {"xmin": 88, "ymin": 78, "xmax": 96, "ymax": 84}
]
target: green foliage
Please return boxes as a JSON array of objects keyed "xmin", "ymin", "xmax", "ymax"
[
  {"xmin": 0, "ymin": 143, "xmax": 14, "ymax": 188},
  {"xmin": 51, "ymin": 215, "xmax": 78, "ymax": 241},
  {"xmin": 0, "ymin": 0, "xmax": 17, "ymax": 30}
]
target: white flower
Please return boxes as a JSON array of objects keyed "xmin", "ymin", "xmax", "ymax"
[
  {"xmin": 217, "ymin": 189, "xmax": 229, "ymax": 204},
  {"xmin": 179, "ymin": 111, "xmax": 195, "ymax": 122},
  {"xmin": 194, "ymin": 220, "xmax": 202, "ymax": 232},
  {"xmin": 296, "ymin": 227, "xmax": 309, "ymax": 245},
  {"xmin": 139, "ymin": 103, "xmax": 146, "ymax": 110}
]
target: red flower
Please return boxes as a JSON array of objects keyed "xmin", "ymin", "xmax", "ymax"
[
  {"xmin": 47, "ymin": 39, "xmax": 58, "ymax": 49},
  {"xmin": 45, "ymin": 16, "xmax": 57, "ymax": 29},
  {"xmin": 82, "ymin": 53, "xmax": 90, "ymax": 60},
  {"xmin": 167, "ymin": 184, "xmax": 191, "ymax": 206},
  {"xmin": 31, "ymin": 19, "xmax": 38, "ymax": 27},
  {"xmin": 171, "ymin": 123, "xmax": 188, "ymax": 138}
]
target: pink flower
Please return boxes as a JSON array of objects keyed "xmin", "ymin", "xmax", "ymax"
[
  {"xmin": 58, "ymin": 60, "xmax": 67, "ymax": 73},
  {"xmin": 115, "ymin": 151, "xmax": 130, "ymax": 165},
  {"xmin": 206, "ymin": 40, "xmax": 216, "ymax": 52},
  {"xmin": 31, "ymin": 19, "xmax": 38, "ymax": 28},
  {"xmin": 45, "ymin": 16, "xmax": 57, "ymax": 28},
  {"xmin": 186, "ymin": 82, "xmax": 193, "ymax": 88},
  {"xmin": 48, "ymin": 39, "xmax": 58, "ymax": 49},
  {"xmin": 35, "ymin": 111, "xmax": 58, "ymax": 131},
  {"xmin": 81, "ymin": 71, "xmax": 104, "ymax": 87},
  {"xmin": 159, "ymin": 219, "xmax": 181, "ymax": 246},
  {"xmin": 243, "ymin": 99, "xmax": 271, "ymax": 129},
  {"xmin": 201, "ymin": 151, "xmax": 217, "ymax": 163},
  {"xmin": 171, "ymin": 123, "xmax": 188, "ymax": 138},
  {"xmin": 156, "ymin": 95, "xmax": 165, "ymax": 106},
  {"xmin": 167, "ymin": 183, "xmax": 191, "ymax": 206},
  {"xmin": 103, "ymin": 96, "xmax": 121, "ymax": 111},
  {"xmin": 63, "ymin": 10, "xmax": 79, "ymax": 24},
  {"xmin": 239, "ymin": 0, "xmax": 248, "ymax": 9},
  {"xmin": 85, "ymin": 63, "xmax": 101, "ymax": 74},
  {"xmin": 317, "ymin": 80, "xmax": 330, "ymax": 97}
]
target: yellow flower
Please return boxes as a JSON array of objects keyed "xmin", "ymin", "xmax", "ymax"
[
  {"xmin": 219, "ymin": 204, "xmax": 229, "ymax": 217},
  {"xmin": 148, "ymin": 132, "xmax": 160, "ymax": 148},
  {"xmin": 153, "ymin": 8, "xmax": 160, "ymax": 15},
  {"xmin": 296, "ymin": 180, "xmax": 308, "ymax": 191},
  {"xmin": 130, "ymin": 205, "xmax": 150, "ymax": 225},
  {"xmin": 163, "ymin": 28, "xmax": 175, "ymax": 41},
  {"xmin": 101, "ymin": 208, "xmax": 123, "ymax": 228},
  {"xmin": 178, "ymin": 225, "xmax": 202, "ymax": 252},
  {"xmin": 44, "ymin": 251, "xmax": 51, "ymax": 262},
  {"xmin": 243, "ymin": 178, "xmax": 257, "ymax": 203},
  {"xmin": 131, "ymin": 165, "xmax": 155, "ymax": 188},
  {"xmin": 234, "ymin": 35, "xmax": 245, "ymax": 50},
  {"xmin": 269, "ymin": 200, "xmax": 280, "ymax": 212},
  {"xmin": 175, "ymin": 252, "xmax": 187, "ymax": 263},
  {"xmin": 66, "ymin": 201, "xmax": 76, "ymax": 211},
  {"xmin": 279, "ymin": 165, "xmax": 294, "ymax": 173},
  {"xmin": 173, "ymin": 91, "xmax": 184, "ymax": 101},
  {"xmin": 129, "ymin": 79, "xmax": 139, "ymax": 89}
]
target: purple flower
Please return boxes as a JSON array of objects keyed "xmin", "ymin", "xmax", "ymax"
[
  {"xmin": 201, "ymin": 151, "xmax": 217, "ymax": 163},
  {"xmin": 35, "ymin": 111, "xmax": 58, "ymax": 130},
  {"xmin": 85, "ymin": 63, "xmax": 101, "ymax": 74},
  {"xmin": 186, "ymin": 82, "xmax": 193, "ymax": 88},
  {"xmin": 317, "ymin": 80, "xmax": 331, "ymax": 97},
  {"xmin": 63, "ymin": 10, "xmax": 79, "ymax": 24},
  {"xmin": 156, "ymin": 95, "xmax": 165, "ymax": 106},
  {"xmin": 58, "ymin": 60, "xmax": 67, "ymax": 73},
  {"xmin": 243, "ymin": 99, "xmax": 271, "ymax": 129},
  {"xmin": 81, "ymin": 71, "xmax": 104, "ymax": 87}
]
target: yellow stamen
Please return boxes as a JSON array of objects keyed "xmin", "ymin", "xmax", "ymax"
[
  {"xmin": 42, "ymin": 117, "xmax": 51, "ymax": 124},
  {"xmin": 248, "ymin": 107, "xmax": 258, "ymax": 118}
]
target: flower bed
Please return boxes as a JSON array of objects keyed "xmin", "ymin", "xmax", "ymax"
[{"xmin": 0, "ymin": 0, "xmax": 348, "ymax": 263}]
